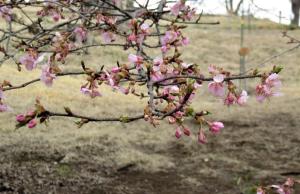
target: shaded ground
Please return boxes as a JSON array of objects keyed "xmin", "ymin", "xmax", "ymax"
[{"xmin": 1, "ymin": 106, "xmax": 300, "ymax": 194}]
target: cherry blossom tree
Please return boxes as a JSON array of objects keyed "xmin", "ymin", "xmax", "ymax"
[{"xmin": 0, "ymin": 0, "xmax": 287, "ymax": 146}]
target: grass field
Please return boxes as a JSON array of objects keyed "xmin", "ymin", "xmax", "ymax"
[{"xmin": 0, "ymin": 15, "xmax": 300, "ymax": 193}]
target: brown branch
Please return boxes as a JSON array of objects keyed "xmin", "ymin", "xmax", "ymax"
[{"xmin": 47, "ymin": 111, "xmax": 144, "ymax": 123}]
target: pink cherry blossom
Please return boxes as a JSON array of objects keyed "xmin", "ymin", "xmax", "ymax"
[
  {"xmin": 80, "ymin": 87, "xmax": 101, "ymax": 98},
  {"xmin": 198, "ymin": 129, "xmax": 207, "ymax": 144},
  {"xmin": 208, "ymin": 75, "xmax": 225, "ymax": 94},
  {"xmin": 128, "ymin": 54, "xmax": 143, "ymax": 69},
  {"xmin": 111, "ymin": 67, "xmax": 121, "ymax": 73},
  {"xmin": 0, "ymin": 6, "xmax": 12, "ymax": 22},
  {"xmin": 256, "ymin": 73, "xmax": 282, "ymax": 102},
  {"xmin": 0, "ymin": 104, "xmax": 12, "ymax": 112},
  {"xmin": 28, "ymin": 119, "xmax": 37, "ymax": 128},
  {"xmin": 208, "ymin": 65, "xmax": 218, "ymax": 75},
  {"xmin": 16, "ymin": 114, "xmax": 26, "ymax": 122},
  {"xmin": 51, "ymin": 11, "xmax": 61, "ymax": 22},
  {"xmin": 168, "ymin": 116, "xmax": 176, "ymax": 124},
  {"xmin": 161, "ymin": 31, "xmax": 178, "ymax": 46},
  {"xmin": 40, "ymin": 65, "xmax": 56, "ymax": 87},
  {"xmin": 208, "ymin": 74, "xmax": 225, "ymax": 97},
  {"xmin": 209, "ymin": 121, "xmax": 224, "ymax": 134},
  {"xmin": 181, "ymin": 37, "xmax": 190, "ymax": 46},
  {"xmin": 140, "ymin": 23, "xmax": 150, "ymax": 34},
  {"xmin": 73, "ymin": 27, "xmax": 87, "ymax": 43},
  {"xmin": 175, "ymin": 127, "xmax": 182, "ymax": 139},
  {"xmin": 213, "ymin": 74, "xmax": 225, "ymax": 83},
  {"xmin": 224, "ymin": 92, "xmax": 235, "ymax": 106},
  {"xmin": 118, "ymin": 87, "xmax": 129, "ymax": 95},
  {"xmin": 237, "ymin": 90, "xmax": 248, "ymax": 106},
  {"xmin": 265, "ymin": 73, "xmax": 281, "ymax": 88},
  {"xmin": 19, "ymin": 54, "xmax": 38, "ymax": 71},
  {"xmin": 184, "ymin": 9, "xmax": 196, "ymax": 21},
  {"xmin": 161, "ymin": 45, "xmax": 169, "ymax": 53},
  {"xmin": 170, "ymin": 1, "xmax": 186, "ymax": 16},
  {"xmin": 127, "ymin": 33, "xmax": 137, "ymax": 43},
  {"xmin": 153, "ymin": 57, "xmax": 163, "ymax": 66},
  {"xmin": 102, "ymin": 31, "xmax": 115, "ymax": 44}
]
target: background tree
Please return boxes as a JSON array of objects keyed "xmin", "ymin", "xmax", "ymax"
[
  {"xmin": 291, "ymin": 0, "xmax": 300, "ymax": 26},
  {"xmin": 225, "ymin": 0, "xmax": 244, "ymax": 15}
]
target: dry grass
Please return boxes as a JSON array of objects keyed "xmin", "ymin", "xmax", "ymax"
[{"xmin": 0, "ymin": 15, "xmax": 300, "ymax": 193}]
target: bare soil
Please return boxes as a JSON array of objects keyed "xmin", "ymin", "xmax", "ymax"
[{"xmin": 1, "ymin": 109, "xmax": 300, "ymax": 194}]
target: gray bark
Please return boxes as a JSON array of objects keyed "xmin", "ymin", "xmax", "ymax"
[{"xmin": 291, "ymin": 0, "xmax": 300, "ymax": 26}]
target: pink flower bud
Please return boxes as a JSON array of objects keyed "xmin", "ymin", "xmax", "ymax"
[
  {"xmin": 28, "ymin": 119, "xmax": 37, "ymax": 128},
  {"xmin": 175, "ymin": 127, "xmax": 182, "ymax": 139},
  {"xmin": 209, "ymin": 122, "xmax": 224, "ymax": 134},
  {"xmin": 224, "ymin": 92, "xmax": 235, "ymax": 106},
  {"xmin": 181, "ymin": 37, "xmax": 190, "ymax": 46},
  {"xmin": 198, "ymin": 130, "xmax": 206, "ymax": 144},
  {"xmin": 16, "ymin": 114, "xmax": 26, "ymax": 122},
  {"xmin": 183, "ymin": 127, "xmax": 191, "ymax": 136}
]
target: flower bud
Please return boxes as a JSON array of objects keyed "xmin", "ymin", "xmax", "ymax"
[
  {"xmin": 16, "ymin": 114, "xmax": 26, "ymax": 122},
  {"xmin": 28, "ymin": 119, "xmax": 37, "ymax": 128}
]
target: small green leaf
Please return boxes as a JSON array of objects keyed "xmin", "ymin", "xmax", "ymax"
[
  {"xmin": 120, "ymin": 116, "xmax": 129, "ymax": 123},
  {"xmin": 272, "ymin": 65, "xmax": 283, "ymax": 74}
]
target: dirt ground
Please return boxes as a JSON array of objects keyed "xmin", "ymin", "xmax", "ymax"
[
  {"xmin": 1, "ymin": 15, "xmax": 300, "ymax": 194},
  {"xmin": 1, "ymin": 103, "xmax": 300, "ymax": 194}
]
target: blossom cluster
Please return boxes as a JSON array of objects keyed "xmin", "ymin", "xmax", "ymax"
[
  {"xmin": 0, "ymin": 87, "xmax": 11, "ymax": 112},
  {"xmin": 257, "ymin": 178, "xmax": 300, "ymax": 194},
  {"xmin": 0, "ymin": 0, "xmax": 283, "ymax": 147}
]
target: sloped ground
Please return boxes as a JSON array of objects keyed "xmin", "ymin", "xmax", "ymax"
[{"xmin": 0, "ymin": 16, "xmax": 300, "ymax": 193}]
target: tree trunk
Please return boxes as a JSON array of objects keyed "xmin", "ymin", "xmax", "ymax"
[
  {"xmin": 225, "ymin": 0, "xmax": 244, "ymax": 15},
  {"xmin": 291, "ymin": 1, "xmax": 300, "ymax": 26}
]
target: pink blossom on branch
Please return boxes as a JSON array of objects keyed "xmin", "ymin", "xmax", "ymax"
[
  {"xmin": 170, "ymin": 1, "xmax": 186, "ymax": 16},
  {"xmin": 237, "ymin": 90, "xmax": 248, "ymax": 105},
  {"xmin": 128, "ymin": 54, "xmax": 143, "ymax": 70},
  {"xmin": 208, "ymin": 74, "xmax": 225, "ymax": 97},
  {"xmin": 0, "ymin": 6, "xmax": 12, "ymax": 22},
  {"xmin": 73, "ymin": 27, "xmax": 88, "ymax": 43},
  {"xmin": 16, "ymin": 114, "xmax": 26, "ymax": 122},
  {"xmin": 255, "ymin": 73, "xmax": 282, "ymax": 102},
  {"xmin": 0, "ymin": 104, "xmax": 12, "ymax": 112},
  {"xmin": 28, "ymin": 119, "xmax": 37, "ymax": 128},
  {"xmin": 40, "ymin": 65, "xmax": 56, "ymax": 87},
  {"xmin": 198, "ymin": 129, "xmax": 207, "ymax": 144},
  {"xmin": 102, "ymin": 31, "xmax": 116, "ymax": 44},
  {"xmin": 175, "ymin": 126, "xmax": 182, "ymax": 139},
  {"xmin": 209, "ymin": 121, "xmax": 224, "ymax": 134},
  {"xmin": 19, "ymin": 52, "xmax": 45, "ymax": 71}
]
